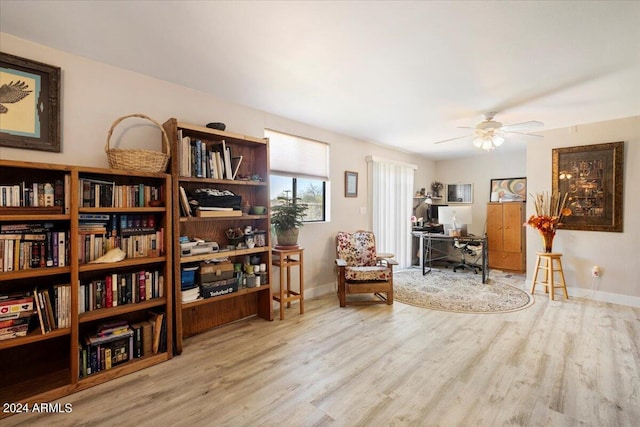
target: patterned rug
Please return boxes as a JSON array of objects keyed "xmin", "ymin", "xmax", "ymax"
[{"xmin": 394, "ymin": 268, "xmax": 534, "ymax": 314}]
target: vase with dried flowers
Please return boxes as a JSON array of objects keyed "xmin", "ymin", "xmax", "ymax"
[{"xmin": 525, "ymin": 192, "xmax": 572, "ymax": 253}]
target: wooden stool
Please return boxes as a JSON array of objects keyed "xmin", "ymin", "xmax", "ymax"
[
  {"xmin": 272, "ymin": 246, "xmax": 304, "ymax": 320},
  {"xmin": 531, "ymin": 252, "xmax": 568, "ymax": 301}
]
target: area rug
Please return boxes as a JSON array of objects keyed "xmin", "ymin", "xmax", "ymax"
[{"xmin": 394, "ymin": 269, "xmax": 534, "ymax": 314}]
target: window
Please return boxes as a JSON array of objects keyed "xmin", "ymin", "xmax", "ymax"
[
  {"xmin": 266, "ymin": 129, "xmax": 329, "ymax": 222},
  {"xmin": 270, "ymin": 175, "xmax": 326, "ymax": 222}
]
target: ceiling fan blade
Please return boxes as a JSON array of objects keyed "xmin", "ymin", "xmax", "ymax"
[
  {"xmin": 433, "ymin": 134, "xmax": 473, "ymax": 145},
  {"xmin": 456, "ymin": 126, "xmax": 476, "ymax": 130},
  {"xmin": 505, "ymin": 131, "xmax": 544, "ymax": 137},
  {"xmin": 502, "ymin": 120, "xmax": 544, "ymax": 131}
]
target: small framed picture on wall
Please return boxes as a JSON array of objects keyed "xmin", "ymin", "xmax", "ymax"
[{"xmin": 345, "ymin": 171, "xmax": 358, "ymax": 197}]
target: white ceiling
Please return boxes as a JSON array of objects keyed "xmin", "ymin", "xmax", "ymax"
[{"xmin": 2, "ymin": 1, "xmax": 639, "ymax": 160}]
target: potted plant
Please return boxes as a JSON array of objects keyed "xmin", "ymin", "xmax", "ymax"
[{"xmin": 271, "ymin": 191, "xmax": 308, "ymax": 247}]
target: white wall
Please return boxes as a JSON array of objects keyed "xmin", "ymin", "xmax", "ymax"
[
  {"xmin": 526, "ymin": 116, "xmax": 640, "ymax": 305},
  {"xmin": 0, "ymin": 33, "xmax": 435, "ymax": 297},
  {"xmin": 6, "ymin": 33, "xmax": 635, "ymax": 305},
  {"xmin": 434, "ymin": 150, "xmax": 527, "ymax": 236}
]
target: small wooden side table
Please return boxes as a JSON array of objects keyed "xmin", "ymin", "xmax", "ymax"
[
  {"xmin": 531, "ymin": 252, "xmax": 569, "ymax": 301},
  {"xmin": 272, "ymin": 246, "xmax": 304, "ymax": 320}
]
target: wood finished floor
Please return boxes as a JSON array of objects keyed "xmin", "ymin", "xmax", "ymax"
[{"xmin": 5, "ymin": 278, "xmax": 640, "ymax": 427}]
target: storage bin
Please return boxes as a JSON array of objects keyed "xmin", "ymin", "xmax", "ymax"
[{"xmin": 199, "ymin": 262, "xmax": 234, "ymax": 283}]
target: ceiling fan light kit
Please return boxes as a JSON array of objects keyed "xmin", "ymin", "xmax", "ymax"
[{"xmin": 434, "ymin": 112, "xmax": 544, "ymax": 151}]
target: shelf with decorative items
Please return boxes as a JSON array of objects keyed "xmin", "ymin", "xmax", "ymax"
[
  {"xmin": 163, "ymin": 118, "xmax": 273, "ymax": 355},
  {"xmin": 0, "ymin": 160, "xmax": 173, "ymax": 416}
]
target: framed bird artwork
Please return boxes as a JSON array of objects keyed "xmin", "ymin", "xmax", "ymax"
[{"xmin": 0, "ymin": 52, "xmax": 61, "ymax": 152}]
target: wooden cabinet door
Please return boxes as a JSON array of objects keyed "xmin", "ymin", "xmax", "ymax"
[
  {"xmin": 486, "ymin": 203, "xmax": 504, "ymax": 252},
  {"xmin": 502, "ymin": 203, "xmax": 523, "ymax": 253}
]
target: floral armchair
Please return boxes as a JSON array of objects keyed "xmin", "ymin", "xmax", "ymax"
[{"xmin": 335, "ymin": 230, "xmax": 396, "ymax": 307}]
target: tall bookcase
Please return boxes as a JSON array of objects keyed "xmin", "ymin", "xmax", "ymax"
[
  {"xmin": 163, "ymin": 118, "xmax": 273, "ymax": 355},
  {"xmin": 0, "ymin": 160, "xmax": 173, "ymax": 414}
]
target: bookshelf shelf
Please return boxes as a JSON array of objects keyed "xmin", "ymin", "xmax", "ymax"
[
  {"xmin": 178, "ymin": 176, "xmax": 267, "ymax": 186},
  {"xmin": 0, "ymin": 367, "xmax": 71, "ymax": 404},
  {"xmin": 0, "ymin": 213, "xmax": 70, "ymax": 221},
  {"xmin": 0, "ymin": 266, "xmax": 71, "ymax": 282},
  {"xmin": 0, "ymin": 327, "xmax": 71, "ymax": 350},
  {"xmin": 79, "ymin": 207, "xmax": 166, "ymax": 214},
  {"xmin": 164, "ymin": 118, "xmax": 273, "ymax": 355},
  {"xmin": 179, "ymin": 247, "xmax": 269, "ymax": 264},
  {"xmin": 0, "ymin": 160, "xmax": 173, "ymax": 417},
  {"xmin": 78, "ymin": 297, "xmax": 167, "ymax": 323},
  {"xmin": 75, "ymin": 352, "xmax": 169, "ymax": 389},
  {"xmin": 78, "ymin": 256, "xmax": 166, "ymax": 273},
  {"xmin": 182, "ymin": 286, "xmax": 269, "ymax": 308}
]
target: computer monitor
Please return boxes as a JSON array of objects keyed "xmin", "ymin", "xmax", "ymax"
[
  {"xmin": 429, "ymin": 204, "xmax": 445, "ymax": 222},
  {"xmin": 438, "ymin": 206, "xmax": 472, "ymax": 236}
]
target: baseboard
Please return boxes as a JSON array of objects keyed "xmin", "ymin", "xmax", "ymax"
[{"xmin": 567, "ymin": 286, "xmax": 640, "ymax": 308}]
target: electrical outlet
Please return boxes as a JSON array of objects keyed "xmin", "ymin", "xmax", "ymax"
[{"xmin": 592, "ymin": 265, "xmax": 600, "ymax": 278}]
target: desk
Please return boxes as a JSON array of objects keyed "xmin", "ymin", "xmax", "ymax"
[
  {"xmin": 412, "ymin": 232, "xmax": 488, "ymax": 283},
  {"xmin": 272, "ymin": 247, "xmax": 304, "ymax": 320}
]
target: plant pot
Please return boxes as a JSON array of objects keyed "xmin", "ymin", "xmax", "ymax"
[{"xmin": 276, "ymin": 228, "xmax": 299, "ymax": 247}]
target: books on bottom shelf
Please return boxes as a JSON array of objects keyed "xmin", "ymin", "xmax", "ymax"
[{"xmin": 79, "ymin": 312, "xmax": 166, "ymax": 378}]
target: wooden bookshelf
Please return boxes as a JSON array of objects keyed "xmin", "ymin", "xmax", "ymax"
[
  {"xmin": 0, "ymin": 160, "xmax": 173, "ymax": 417},
  {"xmin": 163, "ymin": 118, "xmax": 273, "ymax": 355}
]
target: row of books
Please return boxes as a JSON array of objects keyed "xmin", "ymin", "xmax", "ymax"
[
  {"xmin": 77, "ymin": 228, "xmax": 164, "ymax": 264},
  {"xmin": 78, "ymin": 313, "xmax": 166, "ymax": 378},
  {"xmin": 0, "ymin": 230, "xmax": 69, "ymax": 272},
  {"xmin": 178, "ymin": 133, "xmax": 243, "ymax": 180},
  {"xmin": 80, "ymin": 214, "xmax": 159, "ymax": 233},
  {"xmin": 78, "ymin": 270, "xmax": 164, "ymax": 313},
  {"xmin": 0, "ymin": 177, "xmax": 68, "ymax": 210},
  {"xmin": 0, "ymin": 285, "xmax": 71, "ymax": 340},
  {"xmin": 79, "ymin": 177, "xmax": 162, "ymax": 208},
  {"xmin": 34, "ymin": 285, "xmax": 72, "ymax": 332}
]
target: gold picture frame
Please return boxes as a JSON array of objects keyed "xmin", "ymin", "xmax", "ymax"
[
  {"xmin": 552, "ymin": 141, "xmax": 624, "ymax": 232},
  {"xmin": 0, "ymin": 52, "xmax": 61, "ymax": 152}
]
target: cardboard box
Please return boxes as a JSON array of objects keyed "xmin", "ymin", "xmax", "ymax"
[{"xmin": 199, "ymin": 262, "xmax": 234, "ymax": 283}]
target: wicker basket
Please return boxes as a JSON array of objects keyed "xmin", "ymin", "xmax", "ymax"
[{"xmin": 105, "ymin": 113, "xmax": 171, "ymax": 173}]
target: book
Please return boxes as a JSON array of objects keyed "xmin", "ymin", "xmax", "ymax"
[
  {"xmin": 42, "ymin": 289, "xmax": 56, "ymax": 329},
  {"xmin": 147, "ymin": 311, "xmax": 164, "ymax": 354},
  {"xmin": 179, "ymin": 186, "xmax": 192, "ymax": 217},
  {"xmin": 222, "ymin": 140, "xmax": 233, "ymax": 179},
  {"xmin": 140, "ymin": 320, "xmax": 153, "ymax": 356},
  {"xmin": 130, "ymin": 322, "xmax": 144, "ymax": 358},
  {"xmin": 33, "ymin": 289, "xmax": 49, "ymax": 334},
  {"xmin": 231, "ymin": 155, "xmax": 243, "ymax": 180}
]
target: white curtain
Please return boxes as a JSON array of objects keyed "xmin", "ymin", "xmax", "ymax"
[{"xmin": 367, "ymin": 156, "xmax": 416, "ymax": 268}]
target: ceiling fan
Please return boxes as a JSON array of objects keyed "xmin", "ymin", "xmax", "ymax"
[{"xmin": 434, "ymin": 112, "xmax": 544, "ymax": 151}]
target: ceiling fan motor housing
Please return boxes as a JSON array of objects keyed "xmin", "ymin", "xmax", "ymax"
[{"xmin": 477, "ymin": 120, "xmax": 502, "ymax": 130}]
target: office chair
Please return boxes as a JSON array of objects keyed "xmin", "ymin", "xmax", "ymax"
[{"xmin": 452, "ymin": 238, "xmax": 482, "ymax": 274}]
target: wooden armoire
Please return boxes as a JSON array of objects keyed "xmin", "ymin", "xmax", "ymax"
[{"xmin": 486, "ymin": 202, "xmax": 526, "ymax": 272}]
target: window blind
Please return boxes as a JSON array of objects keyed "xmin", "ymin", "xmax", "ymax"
[{"xmin": 266, "ymin": 129, "xmax": 329, "ymax": 181}]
